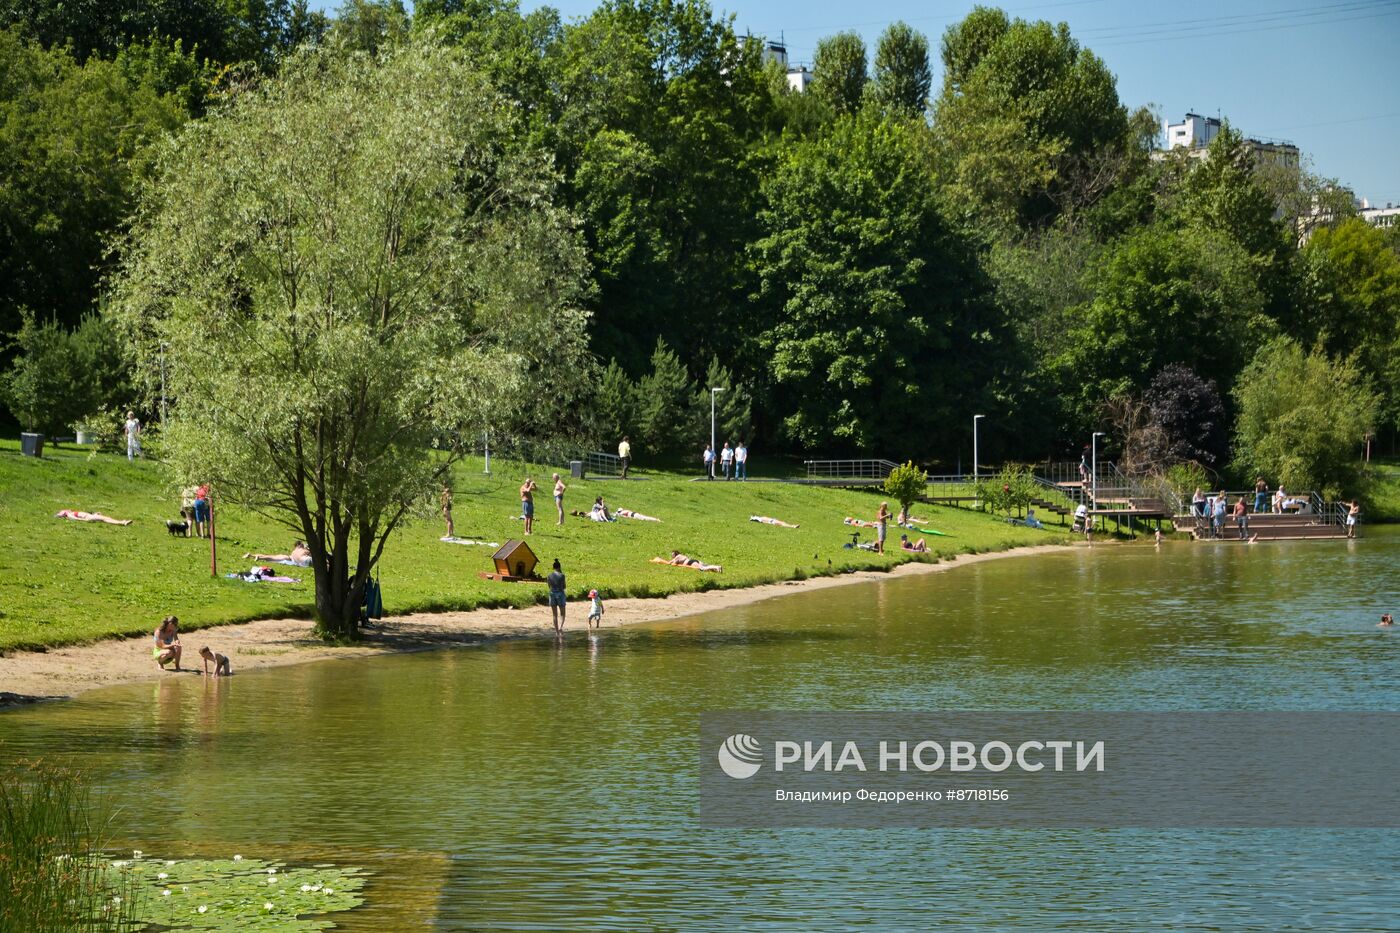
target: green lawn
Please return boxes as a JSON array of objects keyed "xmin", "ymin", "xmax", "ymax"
[
  {"xmin": 1364, "ymin": 460, "xmax": 1400, "ymax": 522},
  {"xmin": 0, "ymin": 439, "xmax": 1067, "ymax": 651}
]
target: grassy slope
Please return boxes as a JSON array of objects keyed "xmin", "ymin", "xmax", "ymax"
[
  {"xmin": 1364, "ymin": 460, "xmax": 1400, "ymax": 522},
  {"xmin": 0, "ymin": 439, "xmax": 1067, "ymax": 651}
]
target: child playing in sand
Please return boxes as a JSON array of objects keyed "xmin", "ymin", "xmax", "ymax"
[
  {"xmin": 198, "ymin": 646, "xmax": 231, "ymax": 676},
  {"xmin": 587, "ymin": 589, "xmax": 604, "ymax": 630},
  {"xmin": 153, "ymin": 616, "xmax": 181, "ymax": 669}
]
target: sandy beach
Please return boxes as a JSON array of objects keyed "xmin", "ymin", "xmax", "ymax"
[{"xmin": 0, "ymin": 545, "xmax": 1073, "ymax": 704}]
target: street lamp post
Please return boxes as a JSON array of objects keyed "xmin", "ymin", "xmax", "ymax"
[
  {"xmin": 710, "ymin": 387, "xmax": 724, "ymax": 470},
  {"xmin": 973, "ymin": 414, "xmax": 985, "ymax": 508}
]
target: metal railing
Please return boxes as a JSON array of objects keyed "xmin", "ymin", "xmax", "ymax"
[
  {"xmin": 583, "ymin": 451, "xmax": 623, "ymax": 476},
  {"xmin": 803, "ymin": 459, "xmax": 899, "ymax": 479}
]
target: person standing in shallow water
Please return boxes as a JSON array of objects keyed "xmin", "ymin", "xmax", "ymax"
[{"xmin": 546, "ymin": 559, "xmax": 566, "ymax": 636}]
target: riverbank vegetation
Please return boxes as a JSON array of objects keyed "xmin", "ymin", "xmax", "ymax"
[
  {"xmin": 0, "ymin": 440, "xmax": 1064, "ymax": 651},
  {"xmin": 3, "ymin": 1, "xmax": 1395, "ymax": 638}
]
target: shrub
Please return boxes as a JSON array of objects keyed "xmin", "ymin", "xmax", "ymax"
[{"xmin": 883, "ymin": 460, "xmax": 928, "ymax": 514}]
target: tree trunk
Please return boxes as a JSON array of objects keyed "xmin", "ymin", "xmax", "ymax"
[{"xmin": 309, "ymin": 528, "xmax": 365, "ymax": 640}]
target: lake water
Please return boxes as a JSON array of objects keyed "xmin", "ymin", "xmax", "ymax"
[{"xmin": 3, "ymin": 534, "xmax": 1398, "ymax": 930}]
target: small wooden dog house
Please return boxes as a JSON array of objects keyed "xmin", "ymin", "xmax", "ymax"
[{"xmin": 480, "ymin": 539, "xmax": 543, "ymax": 582}]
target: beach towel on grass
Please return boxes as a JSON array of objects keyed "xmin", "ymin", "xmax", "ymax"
[
  {"xmin": 226, "ymin": 566, "xmax": 301, "ymax": 584},
  {"xmin": 441, "ymin": 536, "xmax": 500, "ymax": 547}
]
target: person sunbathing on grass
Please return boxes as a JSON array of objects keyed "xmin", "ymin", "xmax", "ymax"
[
  {"xmin": 56, "ymin": 509, "xmax": 132, "ymax": 525},
  {"xmin": 653, "ymin": 550, "xmax": 722, "ymax": 572},
  {"xmin": 750, "ymin": 515, "xmax": 799, "ymax": 528},
  {"xmin": 843, "ymin": 517, "xmax": 878, "ymax": 528},
  {"xmin": 616, "ymin": 508, "xmax": 661, "ymax": 522},
  {"xmin": 243, "ymin": 541, "xmax": 312, "ymax": 567},
  {"xmin": 900, "ymin": 534, "xmax": 928, "ymax": 553}
]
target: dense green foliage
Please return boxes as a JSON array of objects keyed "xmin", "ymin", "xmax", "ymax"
[
  {"xmin": 0, "ymin": 440, "xmax": 1063, "ymax": 651},
  {"xmin": 1232, "ymin": 338, "xmax": 1381, "ymax": 499},
  {"xmin": 108, "ymin": 42, "xmax": 592, "ymax": 637},
  {"xmin": 883, "ymin": 461, "xmax": 929, "ymax": 514},
  {"xmin": 2, "ymin": 1, "xmax": 1395, "ymax": 498}
]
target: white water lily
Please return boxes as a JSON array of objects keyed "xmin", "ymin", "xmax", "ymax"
[
  {"xmin": 165, "ymin": 860, "xmax": 176, "ymax": 866},
  {"xmin": 157, "ymin": 872, "xmax": 168, "ymax": 880},
  {"xmin": 300, "ymin": 884, "xmax": 312, "ymax": 892},
  {"xmin": 132, "ymin": 850, "xmax": 142, "ymax": 857},
  {"xmin": 324, "ymin": 888, "xmax": 334, "ymax": 895},
  {"xmin": 233, "ymin": 854, "xmax": 243, "ymax": 861},
  {"xmin": 197, "ymin": 905, "xmax": 208, "ymax": 914},
  {"xmin": 264, "ymin": 903, "xmax": 274, "ymax": 911},
  {"xmin": 267, "ymin": 867, "xmax": 277, "ymax": 874},
  {"xmin": 112, "ymin": 896, "xmax": 121, "ymax": 905},
  {"xmin": 162, "ymin": 889, "xmax": 172, "ymax": 897}
]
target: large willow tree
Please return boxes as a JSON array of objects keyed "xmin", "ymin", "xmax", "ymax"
[{"xmin": 111, "ymin": 41, "xmax": 592, "ymax": 638}]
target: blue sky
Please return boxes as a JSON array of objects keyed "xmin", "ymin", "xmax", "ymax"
[{"xmin": 316, "ymin": 0, "xmax": 1400, "ymax": 203}]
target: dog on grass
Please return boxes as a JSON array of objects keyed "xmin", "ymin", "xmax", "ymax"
[{"xmin": 165, "ymin": 519, "xmax": 190, "ymax": 537}]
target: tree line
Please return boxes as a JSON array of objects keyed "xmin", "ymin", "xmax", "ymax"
[{"xmin": 3, "ymin": 0, "xmax": 1398, "ymax": 498}]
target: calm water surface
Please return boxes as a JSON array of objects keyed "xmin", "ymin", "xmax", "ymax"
[{"xmin": 3, "ymin": 533, "xmax": 1399, "ymax": 930}]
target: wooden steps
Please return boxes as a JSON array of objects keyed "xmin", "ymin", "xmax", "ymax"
[{"xmin": 1181, "ymin": 512, "xmax": 1348, "ymax": 541}]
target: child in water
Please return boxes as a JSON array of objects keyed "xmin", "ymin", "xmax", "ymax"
[
  {"xmin": 199, "ymin": 646, "xmax": 231, "ymax": 676},
  {"xmin": 587, "ymin": 589, "xmax": 604, "ymax": 631},
  {"xmin": 1380, "ymin": 614, "xmax": 1394, "ymax": 628}
]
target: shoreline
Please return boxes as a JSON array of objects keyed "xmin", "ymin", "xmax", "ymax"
[{"xmin": 0, "ymin": 545, "xmax": 1075, "ymax": 705}]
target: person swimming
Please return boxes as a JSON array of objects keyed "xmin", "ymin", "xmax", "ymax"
[{"xmin": 1380, "ymin": 614, "xmax": 1394, "ymax": 628}]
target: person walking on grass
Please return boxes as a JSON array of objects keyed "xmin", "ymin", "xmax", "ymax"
[
  {"xmin": 618, "ymin": 436, "xmax": 631, "ymax": 479},
  {"xmin": 553, "ymin": 473, "xmax": 567, "ymax": 526},
  {"xmin": 521, "ymin": 477, "xmax": 537, "ymax": 535},
  {"xmin": 703, "ymin": 444, "xmax": 715, "ymax": 480},
  {"xmin": 124, "ymin": 410, "xmax": 142, "ymax": 461},
  {"xmin": 720, "ymin": 441, "xmax": 733, "ymax": 480},
  {"xmin": 547, "ymin": 559, "xmax": 566, "ymax": 635},
  {"xmin": 735, "ymin": 440, "xmax": 748, "ymax": 480},
  {"xmin": 875, "ymin": 501, "xmax": 891, "ymax": 554}
]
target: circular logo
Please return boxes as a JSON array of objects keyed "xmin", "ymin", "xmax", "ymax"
[{"xmin": 717, "ymin": 733, "xmax": 763, "ymax": 779}]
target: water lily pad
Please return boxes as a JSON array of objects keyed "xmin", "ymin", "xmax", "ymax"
[{"xmin": 103, "ymin": 855, "xmax": 365, "ymax": 930}]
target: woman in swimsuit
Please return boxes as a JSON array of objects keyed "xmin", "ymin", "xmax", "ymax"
[
  {"xmin": 667, "ymin": 550, "xmax": 721, "ymax": 572},
  {"xmin": 56, "ymin": 509, "xmax": 132, "ymax": 525},
  {"xmin": 153, "ymin": 616, "xmax": 182, "ymax": 670},
  {"xmin": 244, "ymin": 541, "xmax": 312, "ymax": 567}
]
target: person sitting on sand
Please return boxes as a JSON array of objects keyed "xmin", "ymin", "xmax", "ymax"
[
  {"xmin": 154, "ymin": 616, "xmax": 182, "ymax": 670},
  {"xmin": 750, "ymin": 515, "xmax": 799, "ymax": 528},
  {"xmin": 656, "ymin": 550, "xmax": 722, "ymax": 572},
  {"xmin": 616, "ymin": 508, "xmax": 661, "ymax": 522},
  {"xmin": 199, "ymin": 646, "xmax": 231, "ymax": 676},
  {"xmin": 244, "ymin": 541, "xmax": 312, "ymax": 567},
  {"xmin": 56, "ymin": 509, "xmax": 132, "ymax": 525},
  {"xmin": 899, "ymin": 534, "xmax": 928, "ymax": 553}
]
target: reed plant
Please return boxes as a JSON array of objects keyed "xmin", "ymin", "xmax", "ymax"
[{"xmin": 0, "ymin": 759, "xmax": 139, "ymax": 932}]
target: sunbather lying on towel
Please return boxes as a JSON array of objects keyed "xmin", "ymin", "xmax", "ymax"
[
  {"xmin": 651, "ymin": 551, "xmax": 722, "ymax": 572},
  {"xmin": 843, "ymin": 517, "xmax": 877, "ymax": 528},
  {"xmin": 750, "ymin": 515, "xmax": 799, "ymax": 528},
  {"xmin": 616, "ymin": 508, "xmax": 661, "ymax": 522},
  {"xmin": 227, "ymin": 565, "xmax": 301, "ymax": 583},
  {"xmin": 55, "ymin": 509, "xmax": 132, "ymax": 525},
  {"xmin": 243, "ymin": 541, "xmax": 312, "ymax": 567}
]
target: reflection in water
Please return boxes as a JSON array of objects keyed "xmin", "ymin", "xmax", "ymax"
[{"xmin": 2, "ymin": 533, "xmax": 1398, "ymax": 930}]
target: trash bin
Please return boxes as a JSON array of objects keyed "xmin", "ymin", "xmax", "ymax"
[
  {"xmin": 570, "ymin": 460, "xmax": 585, "ymax": 479},
  {"xmin": 20, "ymin": 432, "xmax": 44, "ymax": 458}
]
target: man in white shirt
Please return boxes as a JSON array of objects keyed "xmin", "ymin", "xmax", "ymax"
[
  {"xmin": 703, "ymin": 444, "xmax": 715, "ymax": 480},
  {"xmin": 124, "ymin": 411, "xmax": 142, "ymax": 461},
  {"xmin": 720, "ymin": 441, "xmax": 733, "ymax": 480},
  {"xmin": 618, "ymin": 436, "xmax": 631, "ymax": 479},
  {"xmin": 734, "ymin": 441, "xmax": 748, "ymax": 480}
]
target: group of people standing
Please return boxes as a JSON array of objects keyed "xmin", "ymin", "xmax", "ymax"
[{"xmin": 702, "ymin": 440, "xmax": 749, "ymax": 480}]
